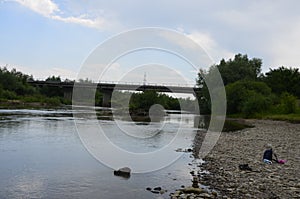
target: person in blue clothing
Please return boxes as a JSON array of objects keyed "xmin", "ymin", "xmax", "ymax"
[{"xmin": 263, "ymin": 144, "xmax": 278, "ymax": 164}]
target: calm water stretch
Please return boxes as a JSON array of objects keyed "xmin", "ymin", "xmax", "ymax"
[{"xmin": 0, "ymin": 108, "xmax": 203, "ymax": 199}]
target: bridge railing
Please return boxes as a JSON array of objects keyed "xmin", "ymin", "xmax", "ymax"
[
  {"xmin": 28, "ymin": 79, "xmax": 198, "ymax": 88},
  {"xmin": 99, "ymin": 81, "xmax": 197, "ymax": 88}
]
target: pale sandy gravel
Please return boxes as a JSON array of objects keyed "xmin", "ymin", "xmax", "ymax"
[{"xmin": 199, "ymin": 120, "xmax": 300, "ymax": 199}]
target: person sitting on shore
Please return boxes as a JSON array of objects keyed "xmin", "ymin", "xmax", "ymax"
[{"xmin": 263, "ymin": 144, "xmax": 278, "ymax": 164}]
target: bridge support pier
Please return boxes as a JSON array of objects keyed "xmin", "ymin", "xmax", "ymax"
[
  {"xmin": 63, "ymin": 88, "xmax": 73, "ymax": 101},
  {"xmin": 102, "ymin": 90, "xmax": 112, "ymax": 107}
]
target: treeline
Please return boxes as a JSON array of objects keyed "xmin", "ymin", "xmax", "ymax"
[
  {"xmin": 197, "ymin": 54, "xmax": 300, "ymax": 117},
  {"xmin": 111, "ymin": 90, "xmax": 196, "ymax": 112},
  {"xmin": 0, "ymin": 68, "xmax": 70, "ymax": 106}
]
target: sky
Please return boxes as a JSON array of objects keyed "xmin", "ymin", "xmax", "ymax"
[{"xmin": 1, "ymin": 0, "xmax": 300, "ymax": 85}]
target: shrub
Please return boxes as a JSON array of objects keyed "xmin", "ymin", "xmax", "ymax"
[
  {"xmin": 43, "ymin": 97, "xmax": 61, "ymax": 106},
  {"xmin": 226, "ymin": 80, "xmax": 273, "ymax": 115},
  {"xmin": 241, "ymin": 91, "xmax": 272, "ymax": 117},
  {"xmin": 272, "ymin": 92, "xmax": 297, "ymax": 114}
]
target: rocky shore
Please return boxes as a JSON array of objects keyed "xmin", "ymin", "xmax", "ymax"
[
  {"xmin": 200, "ymin": 120, "xmax": 300, "ymax": 198},
  {"xmin": 170, "ymin": 120, "xmax": 300, "ymax": 198}
]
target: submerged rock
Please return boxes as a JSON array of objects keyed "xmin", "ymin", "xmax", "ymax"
[{"xmin": 153, "ymin": 186, "xmax": 162, "ymax": 191}]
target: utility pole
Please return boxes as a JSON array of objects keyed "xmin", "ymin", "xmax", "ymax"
[{"xmin": 143, "ymin": 72, "xmax": 147, "ymax": 85}]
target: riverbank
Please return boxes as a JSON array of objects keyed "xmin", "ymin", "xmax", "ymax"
[
  {"xmin": 0, "ymin": 98, "xmax": 69, "ymax": 109},
  {"xmin": 199, "ymin": 120, "xmax": 300, "ymax": 198}
]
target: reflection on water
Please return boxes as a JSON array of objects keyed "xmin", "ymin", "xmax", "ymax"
[{"xmin": 0, "ymin": 108, "xmax": 203, "ymax": 199}]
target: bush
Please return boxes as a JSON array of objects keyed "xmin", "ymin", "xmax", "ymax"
[
  {"xmin": 272, "ymin": 92, "xmax": 297, "ymax": 114},
  {"xmin": 226, "ymin": 80, "xmax": 273, "ymax": 115},
  {"xmin": 2, "ymin": 90, "xmax": 18, "ymax": 100},
  {"xmin": 241, "ymin": 91, "xmax": 272, "ymax": 117},
  {"xmin": 43, "ymin": 97, "xmax": 61, "ymax": 106}
]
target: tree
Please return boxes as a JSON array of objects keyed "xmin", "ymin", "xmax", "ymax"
[
  {"xmin": 263, "ymin": 66, "xmax": 300, "ymax": 98},
  {"xmin": 272, "ymin": 92, "xmax": 297, "ymax": 114},
  {"xmin": 42, "ymin": 76, "xmax": 63, "ymax": 97},
  {"xmin": 0, "ymin": 67, "xmax": 35, "ymax": 97},
  {"xmin": 196, "ymin": 54, "xmax": 263, "ymax": 114},
  {"xmin": 217, "ymin": 54, "xmax": 262, "ymax": 85},
  {"xmin": 196, "ymin": 69, "xmax": 211, "ymax": 114},
  {"xmin": 45, "ymin": 76, "xmax": 61, "ymax": 82}
]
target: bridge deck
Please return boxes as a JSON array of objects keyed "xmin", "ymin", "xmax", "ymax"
[{"xmin": 28, "ymin": 81, "xmax": 200, "ymax": 94}]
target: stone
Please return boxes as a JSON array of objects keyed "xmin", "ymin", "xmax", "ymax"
[
  {"xmin": 151, "ymin": 190, "xmax": 160, "ymax": 194},
  {"xmin": 199, "ymin": 193, "xmax": 213, "ymax": 198},
  {"xmin": 192, "ymin": 176, "xmax": 199, "ymax": 188},
  {"xmin": 113, "ymin": 167, "xmax": 131, "ymax": 178},
  {"xmin": 180, "ymin": 187, "xmax": 204, "ymax": 194},
  {"xmin": 211, "ymin": 190, "xmax": 218, "ymax": 196},
  {"xmin": 153, "ymin": 186, "xmax": 162, "ymax": 191}
]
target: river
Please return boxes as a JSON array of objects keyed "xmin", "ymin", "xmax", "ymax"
[{"xmin": 0, "ymin": 108, "xmax": 201, "ymax": 199}]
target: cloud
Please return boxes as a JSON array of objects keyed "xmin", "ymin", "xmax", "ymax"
[
  {"xmin": 186, "ymin": 31, "xmax": 234, "ymax": 64},
  {"xmin": 158, "ymin": 29, "xmax": 234, "ymax": 68},
  {"xmin": 212, "ymin": 1, "xmax": 300, "ymax": 70},
  {"xmin": 14, "ymin": 0, "xmax": 59, "ymax": 17},
  {"xmin": 267, "ymin": 23, "xmax": 300, "ymax": 69},
  {"xmin": 51, "ymin": 14, "xmax": 110, "ymax": 30},
  {"xmin": 13, "ymin": 0, "xmax": 116, "ymax": 31}
]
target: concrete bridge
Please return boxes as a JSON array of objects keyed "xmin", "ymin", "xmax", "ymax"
[{"xmin": 28, "ymin": 80, "xmax": 200, "ymax": 107}]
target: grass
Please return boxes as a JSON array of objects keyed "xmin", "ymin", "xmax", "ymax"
[
  {"xmin": 227, "ymin": 108, "xmax": 300, "ymax": 124},
  {"xmin": 222, "ymin": 119, "xmax": 254, "ymax": 132},
  {"xmin": 263, "ymin": 113, "xmax": 300, "ymax": 123}
]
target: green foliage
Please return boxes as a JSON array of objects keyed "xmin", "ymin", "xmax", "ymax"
[
  {"xmin": 196, "ymin": 69, "xmax": 211, "ymax": 114},
  {"xmin": 241, "ymin": 91, "xmax": 273, "ymax": 117},
  {"xmin": 95, "ymin": 90, "xmax": 103, "ymax": 106},
  {"xmin": 178, "ymin": 97, "xmax": 197, "ymax": 112},
  {"xmin": 217, "ymin": 54, "xmax": 262, "ymax": 85},
  {"xmin": 41, "ymin": 76, "xmax": 63, "ymax": 97},
  {"xmin": 0, "ymin": 67, "xmax": 65, "ymax": 107},
  {"xmin": 222, "ymin": 119, "xmax": 254, "ymax": 132},
  {"xmin": 1, "ymin": 89, "xmax": 18, "ymax": 100},
  {"xmin": 0, "ymin": 67, "xmax": 35, "ymax": 96},
  {"xmin": 196, "ymin": 54, "xmax": 263, "ymax": 115},
  {"xmin": 130, "ymin": 90, "xmax": 158, "ymax": 111},
  {"xmin": 127, "ymin": 91, "xmax": 197, "ymax": 112},
  {"xmin": 272, "ymin": 92, "xmax": 297, "ymax": 114},
  {"xmin": 42, "ymin": 97, "xmax": 61, "ymax": 106},
  {"xmin": 195, "ymin": 54, "xmax": 300, "ymax": 118},
  {"xmin": 264, "ymin": 114, "xmax": 300, "ymax": 123},
  {"xmin": 225, "ymin": 80, "xmax": 273, "ymax": 116},
  {"xmin": 262, "ymin": 66, "xmax": 300, "ymax": 98},
  {"xmin": 46, "ymin": 76, "xmax": 62, "ymax": 82}
]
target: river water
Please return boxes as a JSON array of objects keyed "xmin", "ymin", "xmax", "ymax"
[{"xmin": 0, "ymin": 108, "xmax": 201, "ymax": 199}]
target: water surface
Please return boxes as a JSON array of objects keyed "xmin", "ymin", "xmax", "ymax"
[{"xmin": 0, "ymin": 108, "xmax": 200, "ymax": 199}]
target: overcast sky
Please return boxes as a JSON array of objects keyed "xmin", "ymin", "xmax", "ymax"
[{"xmin": 1, "ymin": 0, "xmax": 300, "ymax": 84}]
